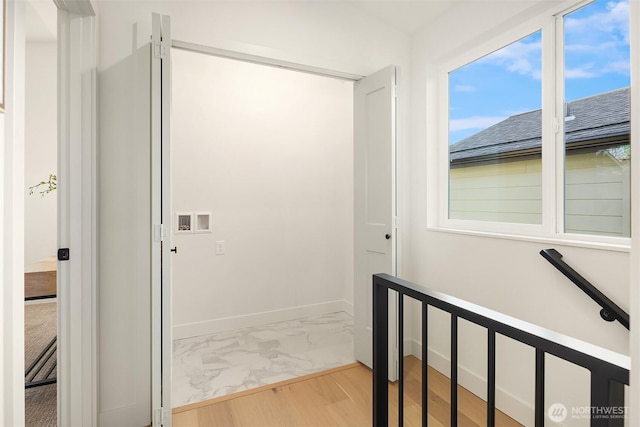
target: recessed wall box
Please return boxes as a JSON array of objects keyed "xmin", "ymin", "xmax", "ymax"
[
  {"xmin": 195, "ymin": 212, "xmax": 212, "ymax": 233},
  {"xmin": 176, "ymin": 212, "xmax": 193, "ymax": 234}
]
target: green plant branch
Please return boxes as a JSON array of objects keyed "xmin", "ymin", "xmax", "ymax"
[{"xmin": 28, "ymin": 174, "xmax": 57, "ymax": 197}]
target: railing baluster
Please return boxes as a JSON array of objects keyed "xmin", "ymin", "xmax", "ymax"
[
  {"xmin": 373, "ymin": 276, "xmax": 389, "ymax": 426},
  {"xmin": 607, "ymin": 380, "xmax": 625, "ymax": 427},
  {"xmin": 590, "ymin": 373, "xmax": 609, "ymax": 427},
  {"xmin": 451, "ymin": 314, "xmax": 458, "ymax": 426},
  {"xmin": 535, "ymin": 349, "xmax": 545, "ymax": 427},
  {"xmin": 422, "ymin": 303, "xmax": 428, "ymax": 427},
  {"xmin": 590, "ymin": 371, "xmax": 626, "ymax": 427},
  {"xmin": 398, "ymin": 294, "xmax": 404, "ymax": 426},
  {"xmin": 487, "ymin": 329, "xmax": 496, "ymax": 427},
  {"xmin": 370, "ymin": 273, "xmax": 630, "ymax": 427}
]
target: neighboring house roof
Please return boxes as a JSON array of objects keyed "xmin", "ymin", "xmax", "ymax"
[{"xmin": 450, "ymin": 87, "xmax": 630, "ymax": 164}]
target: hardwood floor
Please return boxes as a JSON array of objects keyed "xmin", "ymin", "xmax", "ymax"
[{"xmin": 173, "ymin": 356, "xmax": 522, "ymax": 427}]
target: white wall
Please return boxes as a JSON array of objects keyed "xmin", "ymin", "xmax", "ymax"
[
  {"xmin": 629, "ymin": 1, "xmax": 639, "ymax": 424},
  {"xmin": 171, "ymin": 50, "xmax": 354, "ymax": 338},
  {"xmin": 96, "ymin": 2, "xmax": 410, "ymax": 424},
  {"xmin": 408, "ymin": 1, "xmax": 630, "ymax": 425},
  {"xmin": 24, "ymin": 42, "xmax": 57, "ymax": 268}
]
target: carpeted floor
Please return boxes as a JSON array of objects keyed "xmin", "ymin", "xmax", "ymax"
[{"xmin": 25, "ymin": 301, "xmax": 57, "ymax": 426}]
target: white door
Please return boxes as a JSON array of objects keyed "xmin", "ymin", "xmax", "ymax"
[
  {"xmin": 151, "ymin": 12, "xmax": 172, "ymax": 427},
  {"xmin": 354, "ymin": 65, "xmax": 398, "ymax": 380}
]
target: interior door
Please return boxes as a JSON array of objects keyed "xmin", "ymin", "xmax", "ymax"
[
  {"xmin": 151, "ymin": 12, "xmax": 172, "ymax": 427},
  {"xmin": 354, "ymin": 65, "xmax": 398, "ymax": 380}
]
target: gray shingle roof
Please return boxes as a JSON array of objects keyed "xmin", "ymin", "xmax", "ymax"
[{"xmin": 450, "ymin": 87, "xmax": 630, "ymax": 163}]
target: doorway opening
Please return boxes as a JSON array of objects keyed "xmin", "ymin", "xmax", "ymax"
[
  {"xmin": 24, "ymin": 0, "xmax": 58, "ymax": 424},
  {"xmin": 170, "ymin": 47, "xmax": 357, "ymax": 408}
]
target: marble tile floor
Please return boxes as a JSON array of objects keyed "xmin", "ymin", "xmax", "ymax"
[{"xmin": 172, "ymin": 311, "xmax": 355, "ymax": 408}]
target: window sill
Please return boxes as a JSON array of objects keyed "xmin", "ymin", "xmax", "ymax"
[{"xmin": 427, "ymin": 226, "xmax": 631, "ymax": 253}]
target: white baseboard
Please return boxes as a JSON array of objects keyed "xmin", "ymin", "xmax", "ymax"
[
  {"xmin": 407, "ymin": 339, "xmax": 534, "ymax": 426},
  {"xmin": 173, "ymin": 300, "xmax": 353, "ymax": 340}
]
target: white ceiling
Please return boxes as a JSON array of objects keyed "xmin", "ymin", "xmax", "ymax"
[
  {"xmin": 346, "ymin": 0, "xmax": 461, "ymax": 34},
  {"xmin": 25, "ymin": 0, "xmax": 57, "ymax": 42},
  {"xmin": 23, "ymin": 0, "xmax": 460, "ymax": 43}
]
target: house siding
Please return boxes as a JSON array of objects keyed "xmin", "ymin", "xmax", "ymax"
[
  {"xmin": 449, "ymin": 157, "xmax": 543, "ymax": 224},
  {"xmin": 449, "ymin": 150, "xmax": 630, "ymax": 237},
  {"xmin": 565, "ymin": 151, "xmax": 631, "ymax": 237}
]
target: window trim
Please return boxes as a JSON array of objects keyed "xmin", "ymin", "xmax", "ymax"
[{"xmin": 433, "ymin": 0, "xmax": 632, "ymax": 250}]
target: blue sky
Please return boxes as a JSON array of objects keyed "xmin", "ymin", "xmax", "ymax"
[{"xmin": 449, "ymin": 0, "xmax": 630, "ymax": 144}]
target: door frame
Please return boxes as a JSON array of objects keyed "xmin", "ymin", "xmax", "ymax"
[
  {"xmin": 151, "ymin": 25, "xmax": 401, "ymax": 418},
  {"xmin": 0, "ymin": 0, "xmax": 97, "ymax": 425},
  {"xmin": 2, "ymin": 1, "xmax": 27, "ymax": 423},
  {"xmin": 56, "ymin": 1, "xmax": 98, "ymax": 425}
]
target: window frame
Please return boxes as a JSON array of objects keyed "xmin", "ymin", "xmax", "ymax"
[{"xmin": 434, "ymin": 0, "xmax": 632, "ymax": 251}]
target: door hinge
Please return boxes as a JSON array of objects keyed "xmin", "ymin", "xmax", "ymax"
[
  {"xmin": 154, "ymin": 224, "xmax": 166, "ymax": 242},
  {"xmin": 153, "ymin": 41, "xmax": 162, "ymax": 59},
  {"xmin": 153, "ymin": 41, "xmax": 167, "ymax": 59},
  {"xmin": 553, "ymin": 117, "xmax": 560, "ymax": 134},
  {"xmin": 393, "ymin": 348, "xmax": 399, "ymax": 377},
  {"xmin": 154, "ymin": 407, "xmax": 169, "ymax": 426},
  {"xmin": 393, "ymin": 85, "xmax": 397, "ymax": 99},
  {"xmin": 393, "ymin": 216, "xmax": 399, "ymax": 229}
]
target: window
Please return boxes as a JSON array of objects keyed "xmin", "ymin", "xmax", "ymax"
[
  {"xmin": 444, "ymin": 0, "xmax": 631, "ymax": 243},
  {"xmin": 449, "ymin": 31, "xmax": 543, "ymax": 225},
  {"xmin": 562, "ymin": 0, "xmax": 631, "ymax": 237}
]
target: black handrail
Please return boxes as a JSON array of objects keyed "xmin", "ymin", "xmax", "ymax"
[
  {"xmin": 372, "ymin": 273, "xmax": 630, "ymax": 427},
  {"xmin": 540, "ymin": 248, "xmax": 629, "ymax": 330}
]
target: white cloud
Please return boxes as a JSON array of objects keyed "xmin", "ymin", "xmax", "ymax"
[
  {"xmin": 473, "ymin": 0, "xmax": 628, "ymax": 81},
  {"xmin": 477, "ymin": 37, "xmax": 542, "ymax": 79},
  {"xmin": 603, "ymin": 59, "xmax": 631, "ymax": 75},
  {"xmin": 450, "ymin": 116, "xmax": 506, "ymax": 132},
  {"xmin": 454, "ymin": 84, "xmax": 476, "ymax": 93},
  {"xmin": 563, "ymin": 1, "xmax": 629, "ymax": 80},
  {"xmin": 507, "ymin": 58, "xmax": 534, "ymax": 75},
  {"xmin": 565, "ymin": 0, "xmax": 629, "ymax": 43},
  {"xmin": 564, "ymin": 59, "xmax": 630, "ymax": 79},
  {"xmin": 565, "ymin": 41, "xmax": 619, "ymax": 53},
  {"xmin": 565, "ymin": 64, "xmax": 598, "ymax": 78},
  {"xmin": 564, "ymin": 55, "xmax": 629, "ymax": 79}
]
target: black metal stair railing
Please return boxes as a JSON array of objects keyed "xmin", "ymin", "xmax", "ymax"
[
  {"xmin": 372, "ymin": 273, "xmax": 630, "ymax": 427},
  {"xmin": 540, "ymin": 248, "xmax": 629, "ymax": 330}
]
